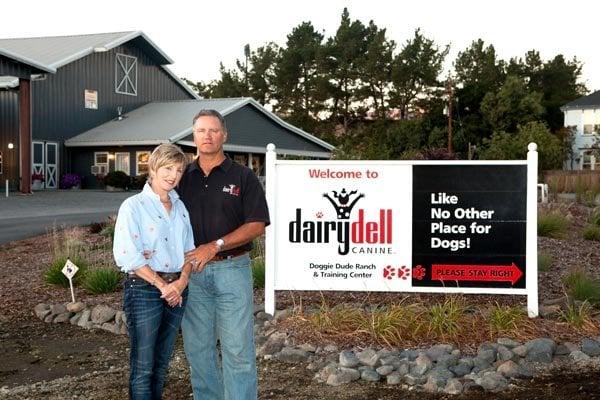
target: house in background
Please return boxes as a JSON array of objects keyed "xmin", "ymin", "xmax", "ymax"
[
  {"xmin": 0, "ymin": 31, "xmax": 333, "ymax": 191},
  {"xmin": 562, "ymin": 90, "xmax": 600, "ymax": 170}
]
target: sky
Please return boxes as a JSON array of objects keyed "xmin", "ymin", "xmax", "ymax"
[{"xmin": 2, "ymin": 0, "xmax": 599, "ymax": 92}]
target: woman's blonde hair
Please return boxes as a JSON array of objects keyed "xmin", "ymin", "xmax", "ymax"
[{"xmin": 148, "ymin": 144, "xmax": 187, "ymax": 182}]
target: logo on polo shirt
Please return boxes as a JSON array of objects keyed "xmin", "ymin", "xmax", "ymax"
[{"xmin": 222, "ymin": 184, "xmax": 240, "ymax": 196}]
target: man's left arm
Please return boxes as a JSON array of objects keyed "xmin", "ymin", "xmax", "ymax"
[{"xmin": 184, "ymin": 222, "xmax": 264, "ymax": 271}]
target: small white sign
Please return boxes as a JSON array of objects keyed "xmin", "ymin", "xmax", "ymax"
[
  {"xmin": 62, "ymin": 259, "xmax": 79, "ymax": 280},
  {"xmin": 84, "ymin": 90, "xmax": 98, "ymax": 109}
]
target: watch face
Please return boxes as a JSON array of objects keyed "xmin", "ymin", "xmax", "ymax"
[{"xmin": 216, "ymin": 239, "xmax": 224, "ymax": 247}]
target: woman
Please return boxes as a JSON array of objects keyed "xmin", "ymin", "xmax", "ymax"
[{"xmin": 113, "ymin": 143, "xmax": 194, "ymax": 400}]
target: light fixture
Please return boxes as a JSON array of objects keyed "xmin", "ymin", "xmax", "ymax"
[
  {"xmin": 93, "ymin": 47, "xmax": 108, "ymax": 53},
  {"xmin": 7, "ymin": 143, "xmax": 14, "ymax": 149}
]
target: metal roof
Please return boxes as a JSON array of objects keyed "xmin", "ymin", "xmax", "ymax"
[
  {"xmin": 65, "ymin": 98, "xmax": 334, "ymax": 156},
  {"xmin": 561, "ymin": 90, "xmax": 600, "ymax": 110}
]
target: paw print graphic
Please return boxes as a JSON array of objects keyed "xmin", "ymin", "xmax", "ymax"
[
  {"xmin": 316, "ymin": 211, "xmax": 324, "ymax": 219},
  {"xmin": 412, "ymin": 265, "xmax": 426, "ymax": 281},
  {"xmin": 397, "ymin": 265, "xmax": 410, "ymax": 280},
  {"xmin": 383, "ymin": 265, "xmax": 396, "ymax": 280}
]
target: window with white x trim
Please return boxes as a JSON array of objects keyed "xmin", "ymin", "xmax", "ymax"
[{"xmin": 115, "ymin": 53, "xmax": 138, "ymax": 96}]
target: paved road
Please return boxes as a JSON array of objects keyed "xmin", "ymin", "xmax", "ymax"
[{"xmin": 0, "ymin": 190, "xmax": 134, "ymax": 245}]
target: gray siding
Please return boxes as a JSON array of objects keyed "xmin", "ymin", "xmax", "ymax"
[
  {"xmin": 181, "ymin": 104, "xmax": 328, "ymax": 153},
  {"xmin": 0, "ymin": 55, "xmax": 37, "ymax": 79}
]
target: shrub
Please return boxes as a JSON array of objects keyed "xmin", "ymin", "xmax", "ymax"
[
  {"xmin": 130, "ymin": 174, "xmax": 148, "ymax": 190},
  {"xmin": 362, "ymin": 303, "xmax": 424, "ymax": 345},
  {"xmin": 309, "ymin": 303, "xmax": 363, "ymax": 334},
  {"xmin": 104, "ymin": 171, "xmax": 130, "ymax": 189},
  {"xmin": 83, "ymin": 268, "xmax": 122, "ymax": 294},
  {"xmin": 563, "ymin": 269, "xmax": 600, "ymax": 304},
  {"xmin": 44, "ymin": 256, "xmax": 88, "ymax": 287},
  {"xmin": 251, "ymin": 257, "xmax": 265, "ymax": 289},
  {"xmin": 88, "ymin": 221, "xmax": 106, "ymax": 234},
  {"xmin": 488, "ymin": 303, "xmax": 526, "ymax": 335},
  {"xmin": 60, "ymin": 173, "xmax": 81, "ymax": 189},
  {"xmin": 583, "ymin": 224, "xmax": 600, "ymax": 241},
  {"xmin": 537, "ymin": 212, "xmax": 569, "ymax": 238},
  {"xmin": 99, "ymin": 216, "xmax": 116, "ymax": 242},
  {"xmin": 538, "ymin": 251, "xmax": 553, "ymax": 272}
]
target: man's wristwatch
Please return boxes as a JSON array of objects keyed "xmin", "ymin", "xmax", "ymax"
[{"xmin": 215, "ymin": 238, "xmax": 225, "ymax": 252}]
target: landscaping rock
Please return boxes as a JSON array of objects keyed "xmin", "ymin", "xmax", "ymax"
[
  {"xmin": 90, "ymin": 305, "xmax": 116, "ymax": 324},
  {"xmin": 449, "ymin": 361, "xmax": 472, "ymax": 377},
  {"xmin": 34, "ymin": 303, "xmax": 51, "ymax": 320},
  {"xmin": 326, "ymin": 367, "xmax": 360, "ymax": 386},
  {"xmin": 277, "ymin": 347, "xmax": 309, "ymax": 364},
  {"xmin": 69, "ymin": 313, "xmax": 81, "ymax": 325},
  {"xmin": 386, "ymin": 372, "xmax": 402, "ymax": 385},
  {"xmin": 411, "ymin": 353, "xmax": 432, "ymax": 375},
  {"xmin": 360, "ymin": 368, "xmax": 380, "ymax": 382},
  {"xmin": 66, "ymin": 302, "xmax": 85, "ymax": 313},
  {"xmin": 512, "ymin": 345, "xmax": 528, "ymax": 357},
  {"xmin": 257, "ymin": 332, "xmax": 286, "ymax": 357},
  {"xmin": 570, "ymin": 350, "xmax": 591, "ymax": 363},
  {"xmin": 376, "ymin": 365, "xmax": 394, "ymax": 376},
  {"xmin": 298, "ymin": 343, "xmax": 317, "ymax": 353},
  {"xmin": 497, "ymin": 338, "xmax": 520, "ymax": 348},
  {"xmin": 323, "ymin": 344, "xmax": 339, "ymax": 353},
  {"xmin": 478, "ymin": 371, "xmax": 508, "ymax": 392},
  {"xmin": 50, "ymin": 304, "xmax": 67, "ymax": 315},
  {"xmin": 496, "ymin": 345, "xmax": 515, "ymax": 362},
  {"xmin": 426, "ymin": 344, "xmax": 453, "ymax": 362},
  {"xmin": 77, "ymin": 310, "xmax": 91, "ymax": 328},
  {"xmin": 525, "ymin": 338, "xmax": 556, "ymax": 363},
  {"xmin": 436, "ymin": 353, "xmax": 459, "ymax": 368},
  {"xmin": 581, "ymin": 338, "xmax": 600, "ymax": 357},
  {"xmin": 404, "ymin": 373, "xmax": 427, "ymax": 385},
  {"xmin": 357, "ymin": 348, "xmax": 379, "ymax": 367},
  {"xmin": 53, "ymin": 312, "xmax": 72, "ymax": 323},
  {"xmin": 339, "ymin": 350, "xmax": 360, "ymax": 368},
  {"xmin": 496, "ymin": 360, "xmax": 520, "ymax": 378},
  {"xmin": 444, "ymin": 378, "xmax": 463, "ymax": 395}
]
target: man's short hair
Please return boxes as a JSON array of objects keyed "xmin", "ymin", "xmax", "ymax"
[{"xmin": 192, "ymin": 109, "xmax": 227, "ymax": 133}]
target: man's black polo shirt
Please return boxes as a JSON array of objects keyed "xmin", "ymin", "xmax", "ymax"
[{"xmin": 177, "ymin": 157, "xmax": 270, "ymax": 255}]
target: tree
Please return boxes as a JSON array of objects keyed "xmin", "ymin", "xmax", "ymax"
[
  {"xmin": 481, "ymin": 75, "xmax": 544, "ymax": 133},
  {"xmin": 208, "ymin": 62, "xmax": 247, "ymax": 98},
  {"xmin": 359, "ymin": 21, "xmax": 395, "ymax": 120},
  {"xmin": 273, "ymin": 21, "xmax": 327, "ymax": 131},
  {"xmin": 245, "ymin": 43, "xmax": 279, "ymax": 104},
  {"xmin": 479, "ymin": 121, "xmax": 567, "ymax": 170},
  {"xmin": 390, "ymin": 28, "xmax": 449, "ymax": 119},
  {"xmin": 323, "ymin": 8, "xmax": 369, "ymax": 132}
]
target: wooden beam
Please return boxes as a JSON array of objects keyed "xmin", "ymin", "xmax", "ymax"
[{"xmin": 19, "ymin": 78, "xmax": 31, "ymax": 193}]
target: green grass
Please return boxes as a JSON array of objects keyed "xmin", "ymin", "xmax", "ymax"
[
  {"xmin": 538, "ymin": 251, "xmax": 553, "ymax": 272},
  {"xmin": 583, "ymin": 224, "xmax": 600, "ymax": 241},
  {"xmin": 427, "ymin": 296, "xmax": 467, "ymax": 339},
  {"xmin": 560, "ymin": 301, "xmax": 593, "ymax": 329},
  {"xmin": 488, "ymin": 303, "xmax": 526, "ymax": 335},
  {"xmin": 83, "ymin": 267, "xmax": 122, "ymax": 294},
  {"xmin": 44, "ymin": 256, "xmax": 88, "ymax": 287},
  {"xmin": 537, "ymin": 212, "xmax": 569, "ymax": 238},
  {"xmin": 563, "ymin": 269, "xmax": 600, "ymax": 304},
  {"xmin": 251, "ymin": 257, "xmax": 265, "ymax": 289},
  {"xmin": 590, "ymin": 211, "xmax": 600, "ymax": 227}
]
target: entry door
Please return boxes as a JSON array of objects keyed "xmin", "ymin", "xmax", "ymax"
[
  {"xmin": 32, "ymin": 141, "xmax": 45, "ymax": 188},
  {"xmin": 45, "ymin": 142, "xmax": 58, "ymax": 188},
  {"xmin": 115, "ymin": 152, "xmax": 130, "ymax": 175}
]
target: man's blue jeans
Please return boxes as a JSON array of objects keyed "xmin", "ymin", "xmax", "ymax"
[
  {"xmin": 123, "ymin": 277, "xmax": 187, "ymax": 400},
  {"xmin": 182, "ymin": 254, "xmax": 256, "ymax": 400}
]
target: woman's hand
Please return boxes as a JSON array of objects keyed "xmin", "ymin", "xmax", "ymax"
[{"xmin": 160, "ymin": 276, "xmax": 188, "ymax": 307}]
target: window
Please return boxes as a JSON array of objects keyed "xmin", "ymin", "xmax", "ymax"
[
  {"xmin": 136, "ymin": 151, "xmax": 150, "ymax": 175},
  {"xmin": 0, "ymin": 151, "xmax": 3, "ymax": 174},
  {"xmin": 115, "ymin": 152, "xmax": 130, "ymax": 175},
  {"xmin": 94, "ymin": 152, "xmax": 109, "ymax": 175},
  {"xmin": 115, "ymin": 53, "xmax": 138, "ymax": 96},
  {"xmin": 581, "ymin": 151, "xmax": 596, "ymax": 170},
  {"xmin": 584, "ymin": 124, "xmax": 594, "ymax": 135}
]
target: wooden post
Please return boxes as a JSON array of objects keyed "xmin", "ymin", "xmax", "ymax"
[{"xmin": 19, "ymin": 78, "xmax": 32, "ymax": 194}]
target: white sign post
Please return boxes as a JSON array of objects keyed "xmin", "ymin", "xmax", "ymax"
[
  {"xmin": 264, "ymin": 143, "xmax": 538, "ymax": 317},
  {"xmin": 62, "ymin": 259, "xmax": 79, "ymax": 303}
]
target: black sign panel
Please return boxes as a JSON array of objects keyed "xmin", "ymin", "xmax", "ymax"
[{"xmin": 412, "ymin": 165, "xmax": 527, "ymax": 289}]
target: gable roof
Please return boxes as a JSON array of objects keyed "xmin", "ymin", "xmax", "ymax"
[
  {"xmin": 64, "ymin": 98, "xmax": 334, "ymax": 157},
  {"xmin": 561, "ymin": 90, "xmax": 600, "ymax": 110},
  {"xmin": 0, "ymin": 31, "xmax": 198, "ymax": 98}
]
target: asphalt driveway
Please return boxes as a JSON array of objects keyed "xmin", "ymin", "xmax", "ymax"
[{"xmin": 0, "ymin": 190, "xmax": 134, "ymax": 245}]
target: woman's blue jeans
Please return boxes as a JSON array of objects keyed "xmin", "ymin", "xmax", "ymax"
[
  {"xmin": 123, "ymin": 277, "xmax": 187, "ymax": 400},
  {"xmin": 182, "ymin": 254, "xmax": 256, "ymax": 400}
]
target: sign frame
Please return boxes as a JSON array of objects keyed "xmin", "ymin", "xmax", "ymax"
[{"xmin": 264, "ymin": 143, "xmax": 538, "ymax": 317}]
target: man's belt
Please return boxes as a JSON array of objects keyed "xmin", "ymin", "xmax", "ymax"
[{"xmin": 210, "ymin": 248, "xmax": 248, "ymax": 262}]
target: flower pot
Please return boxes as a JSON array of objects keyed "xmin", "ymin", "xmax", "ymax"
[{"xmin": 32, "ymin": 179, "xmax": 43, "ymax": 191}]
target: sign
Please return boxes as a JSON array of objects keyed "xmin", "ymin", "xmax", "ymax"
[
  {"xmin": 264, "ymin": 144, "xmax": 539, "ymax": 317},
  {"xmin": 84, "ymin": 90, "xmax": 98, "ymax": 109},
  {"xmin": 62, "ymin": 259, "xmax": 79, "ymax": 303}
]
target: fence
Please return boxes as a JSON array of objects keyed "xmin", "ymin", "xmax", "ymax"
[{"xmin": 542, "ymin": 170, "xmax": 600, "ymax": 193}]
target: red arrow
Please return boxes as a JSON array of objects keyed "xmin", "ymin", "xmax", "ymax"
[{"xmin": 431, "ymin": 263, "xmax": 523, "ymax": 285}]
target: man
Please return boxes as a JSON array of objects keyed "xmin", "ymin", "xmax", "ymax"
[{"xmin": 178, "ymin": 109, "xmax": 269, "ymax": 400}]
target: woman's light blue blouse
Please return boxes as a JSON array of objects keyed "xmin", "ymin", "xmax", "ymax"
[{"xmin": 113, "ymin": 183, "xmax": 195, "ymax": 273}]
